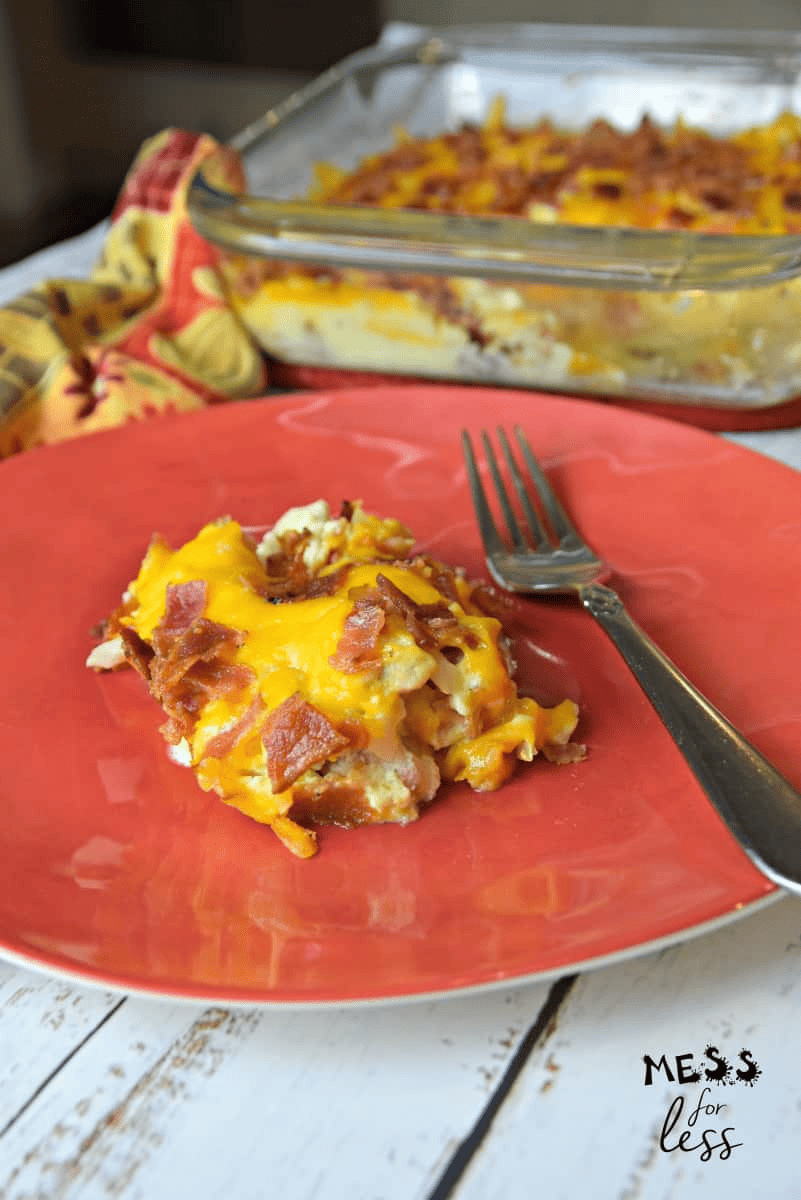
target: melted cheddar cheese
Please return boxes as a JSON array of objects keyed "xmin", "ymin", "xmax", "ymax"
[
  {"xmin": 309, "ymin": 108, "xmax": 801, "ymax": 235},
  {"xmin": 88, "ymin": 501, "xmax": 582, "ymax": 857}
]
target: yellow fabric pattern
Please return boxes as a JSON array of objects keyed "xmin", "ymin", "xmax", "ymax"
[{"xmin": 0, "ymin": 129, "xmax": 267, "ymax": 457}]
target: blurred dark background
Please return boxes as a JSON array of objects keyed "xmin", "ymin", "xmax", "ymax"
[{"xmin": 0, "ymin": 0, "xmax": 797, "ymax": 267}]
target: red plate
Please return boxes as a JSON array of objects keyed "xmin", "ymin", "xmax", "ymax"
[{"xmin": 0, "ymin": 386, "xmax": 796, "ymax": 1005}]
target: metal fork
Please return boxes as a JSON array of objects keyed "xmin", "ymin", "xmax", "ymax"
[{"xmin": 463, "ymin": 424, "xmax": 801, "ymax": 896}]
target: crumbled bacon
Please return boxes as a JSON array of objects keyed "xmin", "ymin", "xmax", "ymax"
[
  {"xmin": 119, "ymin": 625, "xmax": 155, "ymax": 678},
  {"xmin": 250, "ymin": 536, "xmax": 496, "ymax": 682},
  {"xmin": 261, "ymin": 693, "xmax": 350, "ymax": 792},
  {"xmin": 112, "ymin": 628, "xmax": 153, "ymax": 676},
  {"xmin": 302, "ymin": 566, "xmax": 351, "ymax": 600},
  {"xmin": 133, "ymin": 580, "xmax": 250, "ymax": 743},
  {"xmin": 328, "ymin": 569, "xmax": 488, "ymax": 673},
  {"xmin": 375, "ymin": 574, "xmax": 436, "ymax": 649},
  {"xmin": 156, "ymin": 580, "xmax": 207, "ymax": 636},
  {"xmin": 328, "ymin": 595, "xmax": 386, "ymax": 673},
  {"xmin": 542, "ymin": 739, "xmax": 587, "ymax": 765},
  {"xmin": 150, "ymin": 617, "xmax": 244, "ymax": 695},
  {"xmin": 594, "ymin": 180, "xmax": 622, "ymax": 200},
  {"xmin": 246, "ymin": 564, "xmax": 351, "ymax": 603},
  {"xmin": 156, "ymin": 655, "xmax": 253, "ymax": 747},
  {"xmin": 289, "ymin": 780, "xmax": 377, "ymax": 829},
  {"xmin": 415, "ymin": 603, "xmax": 464, "ymax": 638},
  {"xmin": 247, "ymin": 552, "xmax": 309, "ymax": 601},
  {"xmin": 376, "ymin": 573, "xmax": 476, "ymax": 652},
  {"xmin": 413, "ymin": 555, "xmax": 462, "ymax": 607},
  {"xmin": 469, "ymin": 580, "xmax": 515, "ymax": 619},
  {"xmin": 183, "ymin": 659, "xmax": 255, "ymax": 700}
]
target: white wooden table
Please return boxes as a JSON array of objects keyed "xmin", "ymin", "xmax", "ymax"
[{"xmin": 1, "ymin": 230, "xmax": 800, "ymax": 1200}]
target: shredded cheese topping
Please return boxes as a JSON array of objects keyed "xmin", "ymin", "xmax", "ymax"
[{"xmin": 310, "ymin": 106, "xmax": 801, "ymax": 235}]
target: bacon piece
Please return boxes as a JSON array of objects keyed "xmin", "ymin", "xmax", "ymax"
[
  {"xmin": 329, "ymin": 596, "xmax": 386, "ymax": 674},
  {"xmin": 158, "ymin": 683, "xmax": 207, "ymax": 745},
  {"xmin": 303, "ymin": 566, "xmax": 350, "ymax": 600},
  {"xmin": 415, "ymin": 602, "xmax": 462, "ymax": 637},
  {"xmin": 202, "ymin": 694, "xmax": 266, "ymax": 759},
  {"xmin": 157, "ymin": 580, "xmax": 207, "ymax": 636},
  {"xmin": 184, "ymin": 659, "xmax": 255, "ymax": 701},
  {"xmin": 289, "ymin": 780, "xmax": 378, "ymax": 829},
  {"xmin": 119, "ymin": 625, "xmax": 154, "ymax": 678},
  {"xmin": 252, "ymin": 569, "xmax": 310, "ymax": 602},
  {"xmin": 375, "ymin": 573, "xmax": 434, "ymax": 649},
  {"xmin": 414, "ymin": 555, "xmax": 462, "ymax": 606},
  {"xmin": 157, "ymin": 660, "xmax": 254, "ymax": 747},
  {"xmin": 375, "ymin": 574, "xmax": 471, "ymax": 651},
  {"xmin": 150, "ymin": 617, "xmax": 244, "ymax": 694},
  {"xmin": 328, "ymin": 572, "xmax": 482, "ymax": 665},
  {"xmin": 142, "ymin": 581, "xmax": 249, "ymax": 743},
  {"xmin": 151, "ymin": 635, "xmax": 247, "ymax": 742},
  {"xmin": 262, "ymin": 693, "xmax": 350, "ymax": 792},
  {"xmin": 469, "ymin": 580, "xmax": 515, "ymax": 620},
  {"xmin": 245, "ymin": 561, "xmax": 349, "ymax": 604},
  {"xmin": 542, "ymin": 739, "xmax": 587, "ymax": 765}
]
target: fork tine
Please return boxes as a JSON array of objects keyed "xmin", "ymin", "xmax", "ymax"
[
  {"xmin": 460, "ymin": 430, "xmax": 508, "ymax": 558},
  {"xmin": 480, "ymin": 431, "xmax": 529, "ymax": 551},
  {"xmin": 496, "ymin": 427, "xmax": 551, "ymax": 551},
  {"xmin": 513, "ymin": 425, "xmax": 581, "ymax": 546}
]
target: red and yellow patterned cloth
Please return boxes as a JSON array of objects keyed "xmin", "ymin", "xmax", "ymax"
[{"xmin": 0, "ymin": 129, "xmax": 267, "ymax": 457}]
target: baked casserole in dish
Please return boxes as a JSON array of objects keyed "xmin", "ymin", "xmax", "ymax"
[{"xmin": 189, "ymin": 25, "xmax": 801, "ymax": 412}]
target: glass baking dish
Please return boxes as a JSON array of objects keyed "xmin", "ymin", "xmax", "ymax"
[{"xmin": 188, "ymin": 23, "xmax": 801, "ymax": 411}]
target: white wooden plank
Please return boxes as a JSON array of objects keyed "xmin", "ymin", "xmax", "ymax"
[
  {"xmin": 0, "ymin": 963, "xmax": 122, "ymax": 1133},
  {"xmin": 726, "ymin": 430, "xmax": 801, "ymax": 472},
  {"xmin": 0, "ymin": 977, "xmax": 557, "ymax": 1200},
  {"xmin": 453, "ymin": 894, "xmax": 801, "ymax": 1200}
]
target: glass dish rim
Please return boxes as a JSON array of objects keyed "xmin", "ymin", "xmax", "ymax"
[{"xmin": 187, "ymin": 23, "xmax": 801, "ymax": 292}]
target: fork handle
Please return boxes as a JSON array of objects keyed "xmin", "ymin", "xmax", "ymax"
[{"xmin": 580, "ymin": 582, "xmax": 801, "ymax": 892}]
